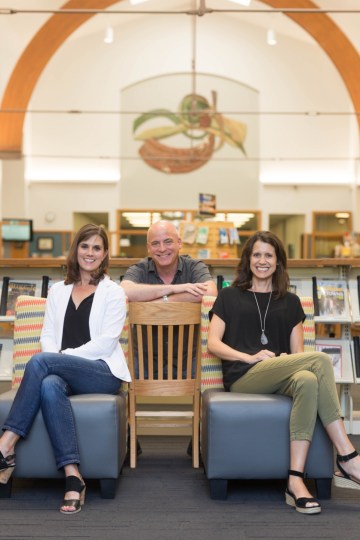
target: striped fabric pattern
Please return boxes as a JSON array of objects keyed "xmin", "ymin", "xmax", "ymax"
[
  {"xmin": 301, "ymin": 296, "xmax": 316, "ymax": 351},
  {"xmin": 201, "ymin": 296, "xmax": 224, "ymax": 393},
  {"xmin": 200, "ymin": 294, "xmax": 316, "ymax": 394},
  {"xmin": 12, "ymin": 295, "xmax": 46, "ymax": 389},
  {"xmin": 11, "ymin": 294, "xmax": 130, "ymax": 391}
]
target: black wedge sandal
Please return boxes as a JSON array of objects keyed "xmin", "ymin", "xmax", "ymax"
[
  {"xmin": 0, "ymin": 450, "xmax": 16, "ymax": 485},
  {"xmin": 60, "ymin": 475, "xmax": 86, "ymax": 515},
  {"xmin": 285, "ymin": 470, "xmax": 321, "ymax": 515},
  {"xmin": 333, "ymin": 450, "xmax": 360, "ymax": 491}
]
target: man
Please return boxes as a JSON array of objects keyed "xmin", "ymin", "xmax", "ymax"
[
  {"xmin": 121, "ymin": 220, "xmax": 218, "ymax": 457},
  {"xmin": 121, "ymin": 220, "xmax": 218, "ymax": 302}
]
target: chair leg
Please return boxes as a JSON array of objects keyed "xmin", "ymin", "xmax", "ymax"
[
  {"xmin": 209, "ymin": 479, "xmax": 228, "ymax": 500},
  {"xmin": 0, "ymin": 478, "xmax": 13, "ymax": 498},
  {"xmin": 99, "ymin": 478, "xmax": 117, "ymax": 499},
  {"xmin": 315, "ymin": 478, "xmax": 332, "ymax": 499}
]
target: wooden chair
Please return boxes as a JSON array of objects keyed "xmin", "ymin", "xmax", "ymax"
[
  {"xmin": 200, "ymin": 295, "xmax": 334, "ymax": 500},
  {"xmin": 128, "ymin": 302, "xmax": 201, "ymax": 469}
]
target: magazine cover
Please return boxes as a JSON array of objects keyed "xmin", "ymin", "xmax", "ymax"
[
  {"xmin": 6, "ymin": 281, "xmax": 37, "ymax": 316},
  {"xmin": 197, "ymin": 248, "xmax": 211, "ymax": 259},
  {"xmin": 196, "ymin": 226, "xmax": 209, "ymax": 245},
  {"xmin": 316, "ymin": 343, "xmax": 342, "ymax": 379},
  {"xmin": 219, "ymin": 227, "xmax": 229, "ymax": 245},
  {"xmin": 228, "ymin": 227, "xmax": 240, "ymax": 245},
  {"xmin": 316, "ymin": 280, "xmax": 346, "ymax": 318},
  {"xmin": 181, "ymin": 224, "xmax": 197, "ymax": 244}
]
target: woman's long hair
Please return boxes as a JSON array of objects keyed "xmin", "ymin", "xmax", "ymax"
[
  {"xmin": 65, "ymin": 224, "xmax": 109, "ymax": 285},
  {"xmin": 232, "ymin": 231, "xmax": 289, "ymax": 298}
]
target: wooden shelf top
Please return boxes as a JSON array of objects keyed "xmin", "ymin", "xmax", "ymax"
[{"xmin": 1, "ymin": 257, "xmax": 360, "ymax": 270}]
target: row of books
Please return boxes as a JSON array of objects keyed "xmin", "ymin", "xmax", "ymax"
[
  {"xmin": 182, "ymin": 224, "xmax": 240, "ymax": 245},
  {"xmin": 0, "ymin": 276, "xmax": 50, "ymax": 316}
]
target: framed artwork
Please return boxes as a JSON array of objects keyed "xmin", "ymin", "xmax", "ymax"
[{"xmin": 37, "ymin": 237, "xmax": 54, "ymax": 251}]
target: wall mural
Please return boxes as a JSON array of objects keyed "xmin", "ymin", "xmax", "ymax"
[{"xmin": 133, "ymin": 91, "xmax": 247, "ymax": 174}]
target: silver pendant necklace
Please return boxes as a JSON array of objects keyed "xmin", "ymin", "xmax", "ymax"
[{"xmin": 252, "ymin": 290, "xmax": 272, "ymax": 345}]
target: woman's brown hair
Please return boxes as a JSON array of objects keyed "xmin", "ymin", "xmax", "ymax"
[
  {"xmin": 232, "ymin": 231, "xmax": 289, "ymax": 298},
  {"xmin": 64, "ymin": 224, "xmax": 109, "ymax": 285}
]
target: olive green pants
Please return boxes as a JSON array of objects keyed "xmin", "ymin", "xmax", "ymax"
[{"xmin": 230, "ymin": 352, "xmax": 342, "ymax": 442}]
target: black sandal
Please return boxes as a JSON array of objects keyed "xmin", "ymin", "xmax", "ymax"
[
  {"xmin": 285, "ymin": 470, "xmax": 321, "ymax": 515},
  {"xmin": 333, "ymin": 450, "xmax": 360, "ymax": 491},
  {"xmin": 60, "ymin": 475, "xmax": 86, "ymax": 515},
  {"xmin": 0, "ymin": 450, "xmax": 16, "ymax": 485}
]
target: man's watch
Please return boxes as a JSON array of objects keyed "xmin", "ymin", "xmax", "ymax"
[{"xmin": 162, "ymin": 295, "xmax": 169, "ymax": 302}]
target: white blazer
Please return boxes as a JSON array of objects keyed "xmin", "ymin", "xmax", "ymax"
[{"xmin": 40, "ymin": 276, "xmax": 131, "ymax": 382}]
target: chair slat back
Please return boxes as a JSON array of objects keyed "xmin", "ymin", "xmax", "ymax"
[
  {"xmin": 200, "ymin": 294, "xmax": 316, "ymax": 394},
  {"xmin": 128, "ymin": 302, "xmax": 201, "ymax": 387}
]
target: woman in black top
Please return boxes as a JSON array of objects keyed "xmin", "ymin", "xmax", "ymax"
[
  {"xmin": 209, "ymin": 231, "xmax": 360, "ymax": 515},
  {"xmin": 0, "ymin": 224, "xmax": 130, "ymax": 514}
]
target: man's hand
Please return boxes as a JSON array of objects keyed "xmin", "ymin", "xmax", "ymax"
[{"xmin": 172, "ymin": 282, "xmax": 209, "ymax": 297}]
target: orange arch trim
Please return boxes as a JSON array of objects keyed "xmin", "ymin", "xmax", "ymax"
[{"xmin": 1, "ymin": 0, "xmax": 360, "ymax": 157}]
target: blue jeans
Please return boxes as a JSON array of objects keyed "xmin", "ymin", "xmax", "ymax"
[{"xmin": 3, "ymin": 352, "xmax": 121, "ymax": 469}]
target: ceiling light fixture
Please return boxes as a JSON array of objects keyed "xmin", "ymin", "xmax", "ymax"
[
  {"xmin": 130, "ymin": 0, "xmax": 150, "ymax": 6},
  {"xmin": 104, "ymin": 26, "xmax": 114, "ymax": 44},
  {"xmin": 226, "ymin": 0, "xmax": 251, "ymax": 6},
  {"xmin": 267, "ymin": 28, "xmax": 277, "ymax": 45}
]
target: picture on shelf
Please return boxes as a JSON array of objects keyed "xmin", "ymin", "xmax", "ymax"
[
  {"xmin": 37, "ymin": 236, "xmax": 54, "ymax": 252},
  {"xmin": 316, "ymin": 343, "xmax": 342, "ymax": 379},
  {"xmin": 6, "ymin": 281, "xmax": 37, "ymax": 316},
  {"xmin": 316, "ymin": 280, "xmax": 347, "ymax": 318}
]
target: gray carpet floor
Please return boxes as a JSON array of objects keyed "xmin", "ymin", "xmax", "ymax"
[{"xmin": 1, "ymin": 435, "xmax": 360, "ymax": 540}]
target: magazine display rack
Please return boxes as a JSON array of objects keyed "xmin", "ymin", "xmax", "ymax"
[{"xmin": 179, "ymin": 221, "xmax": 238, "ymax": 259}]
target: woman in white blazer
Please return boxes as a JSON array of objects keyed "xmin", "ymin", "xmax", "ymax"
[{"xmin": 0, "ymin": 224, "xmax": 130, "ymax": 514}]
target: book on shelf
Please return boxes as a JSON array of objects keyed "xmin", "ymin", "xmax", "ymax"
[
  {"xmin": 314, "ymin": 279, "xmax": 347, "ymax": 318},
  {"xmin": 353, "ymin": 336, "xmax": 360, "ymax": 378},
  {"xmin": 0, "ymin": 276, "xmax": 10, "ymax": 316},
  {"xmin": 196, "ymin": 226, "xmax": 209, "ymax": 245},
  {"xmin": 5, "ymin": 281, "xmax": 37, "ymax": 316},
  {"xmin": 0, "ymin": 343, "xmax": 2, "ymax": 362},
  {"xmin": 181, "ymin": 223, "xmax": 197, "ymax": 244},
  {"xmin": 316, "ymin": 343, "xmax": 342, "ymax": 379}
]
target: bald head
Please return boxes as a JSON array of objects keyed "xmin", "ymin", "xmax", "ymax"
[{"xmin": 147, "ymin": 220, "xmax": 180, "ymax": 243}]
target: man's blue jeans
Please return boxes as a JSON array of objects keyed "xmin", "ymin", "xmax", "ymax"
[{"xmin": 2, "ymin": 352, "xmax": 121, "ymax": 469}]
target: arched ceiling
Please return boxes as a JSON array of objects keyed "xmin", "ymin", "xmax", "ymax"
[{"xmin": 0, "ymin": 0, "xmax": 360, "ymax": 158}]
